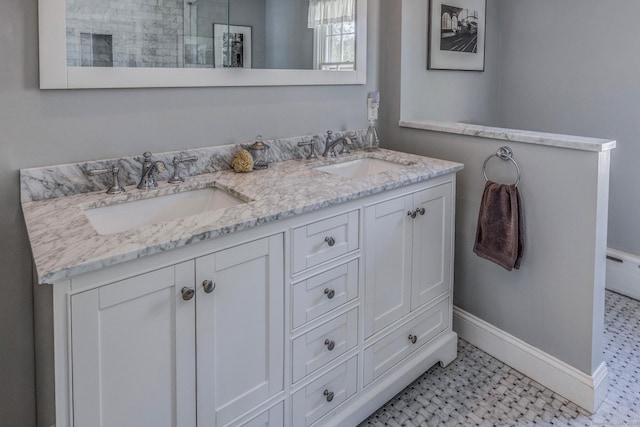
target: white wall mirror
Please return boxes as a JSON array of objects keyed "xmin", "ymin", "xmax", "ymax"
[{"xmin": 39, "ymin": 0, "xmax": 367, "ymax": 89}]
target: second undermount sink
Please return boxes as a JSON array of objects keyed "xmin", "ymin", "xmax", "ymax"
[
  {"xmin": 314, "ymin": 157, "xmax": 408, "ymax": 179},
  {"xmin": 84, "ymin": 187, "xmax": 247, "ymax": 235}
]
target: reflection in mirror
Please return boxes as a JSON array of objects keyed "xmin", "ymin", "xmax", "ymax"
[
  {"xmin": 65, "ymin": 0, "xmax": 210, "ymax": 68},
  {"xmin": 65, "ymin": 0, "xmax": 356, "ymax": 71}
]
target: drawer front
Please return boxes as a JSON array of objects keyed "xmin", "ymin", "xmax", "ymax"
[
  {"xmin": 292, "ymin": 308, "xmax": 358, "ymax": 383},
  {"xmin": 292, "ymin": 259, "xmax": 359, "ymax": 329},
  {"xmin": 292, "ymin": 356, "xmax": 358, "ymax": 427},
  {"xmin": 293, "ymin": 211, "xmax": 359, "ymax": 274},
  {"xmin": 231, "ymin": 401, "xmax": 284, "ymax": 427},
  {"xmin": 363, "ymin": 298, "xmax": 450, "ymax": 386}
]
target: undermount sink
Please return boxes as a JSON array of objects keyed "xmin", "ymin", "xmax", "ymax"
[
  {"xmin": 84, "ymin": 187, "xmax": 247, "ymax": 235},
  {"xmin": 314, "ymin": 157, "xmax": 407, "ymax": 179}
]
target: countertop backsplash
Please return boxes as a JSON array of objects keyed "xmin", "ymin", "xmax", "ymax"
[{"xmin": 20, "ymin": 129, "xmax": 367, "ymax": 203}]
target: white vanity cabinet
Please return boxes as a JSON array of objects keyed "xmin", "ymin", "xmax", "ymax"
[
  {"xmin": 195, "ymin": 235, "xmax": 285, "ymax": 427},
  {"xmin": 70, "ymin": 263, "xmax": 198, "ymax": 427},
  {"xmin": 67, "ymin": 234, "xmax": 284, "ymax": 427},
  {"xmin": 289, "ymin": 210, "xmax": 361, "ymax": 426},
  {"xmin": 363, "ymin": 182, "xmax": 453, "ymax": 338},
  {"xmin": 37, "ymin": 173, "xmax": 459, "ymax": 427}
]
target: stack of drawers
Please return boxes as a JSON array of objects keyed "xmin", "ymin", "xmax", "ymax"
[{"xmin": 290, "ymin": 210, "xmax": 360, "ymax": 426}]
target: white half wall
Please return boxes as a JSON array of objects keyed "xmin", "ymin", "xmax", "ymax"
[
  {"xmin": 380, "ymin": 0, "xmax": 613, "ymax": 412},
  {"xmin": 385, "ymin": 126, "xmax": 610, "ymax": 378}
]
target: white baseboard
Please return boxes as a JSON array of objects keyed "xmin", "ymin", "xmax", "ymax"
[
  {"xmin": 606, "ymin": 248, "xmax": 640, "ymax": 301},
  {"xmin": 453, "ymin": 307, "xmax": 608, "ymax": 413}
]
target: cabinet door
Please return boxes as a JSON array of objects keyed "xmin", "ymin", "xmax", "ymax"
[
  {"xmin": 196, "ymin": 235, "xmax": 284, "ymax": 427},
  {"xmin": 364, "ymin": 195, "xmax": 413, "ymax": 337},
  {"xmin": 71, "ymin": 263, "xmax": 196, "ymax": 427},
  {"xmin": 411, "ymin": 184, "xmax": 453, "ymax": 310}
]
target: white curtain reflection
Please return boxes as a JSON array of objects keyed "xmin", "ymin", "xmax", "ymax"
[{"xmin": 307, "ymin": 0, "xmax": 355, "ymax": 28}]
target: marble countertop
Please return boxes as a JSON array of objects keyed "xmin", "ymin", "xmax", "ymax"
[
  {"xmin": 22, "ymin": 149, "xmax": 463, "ymax": 284},
  {"xmin": 400, "ymin": 120, "xmax": 616, "ymax": 152}
]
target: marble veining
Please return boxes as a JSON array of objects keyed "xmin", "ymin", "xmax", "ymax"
[
  {"xmin": 400, "ymin": 120, "xmax": 617, "ymax": 153},
  {"xmin": 20, "ymin": 130, "xmax": 368, "ymax": 203},
  {"xmin": 21, "ymin": 144, "xmax": 463, "ymax": 284}
]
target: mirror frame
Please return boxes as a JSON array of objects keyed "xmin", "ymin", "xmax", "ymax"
[{"xmin": 38, "ymin": 0, "xmax": 367, "ymax": 89}]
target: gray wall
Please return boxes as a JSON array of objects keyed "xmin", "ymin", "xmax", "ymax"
[
  {"xmin": 265, "ymin": 0, "xmax": 314, "ymax": 69},
  {"xmin": 496, "ymin": 0, "xmax": 639, "ymax": 256},
  {"xmin": 400, "ymin": 0, "xmax": 640, "ymax": 259},
  {"xmin": 0, "ymin": 0, "xmax": 379, "ymax": 425},
  {"xmin": 381, "ymin": 0, "xmax": 607, "ymax": 374},
  {"xmin": 399, "ymin": 0, "xmax": 500, "ymax": 124},
  {"xmin": 228, "ymin": 0, "xmax": 267, "ymax": 68}
]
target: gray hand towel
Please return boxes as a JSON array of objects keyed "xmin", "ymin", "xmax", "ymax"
[{"xmin": 473, "ymin": 181, "xmax": 524, "ymax": 271}]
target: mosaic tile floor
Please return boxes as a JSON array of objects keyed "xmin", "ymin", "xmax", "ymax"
[{"xmin": 360, "ymin": 291, "xmax": 640, "ymax": 426}]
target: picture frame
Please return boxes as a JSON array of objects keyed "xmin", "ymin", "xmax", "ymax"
[
  {"xmin": 213, "ymin": 24, "xmax": 252, "ymax": 68},
  {"xmin": 427, "ymin": 0, "xmax": 486, "ymax": 71}
]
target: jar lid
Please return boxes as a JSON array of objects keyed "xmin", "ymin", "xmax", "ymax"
[{"xmin": 249, "ymin": 135, "xmax": 269, "ymax": 151}]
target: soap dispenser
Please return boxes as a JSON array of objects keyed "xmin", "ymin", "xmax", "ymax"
[
  {"xmin": 248, "ymin": 135, "xmax": 270, "ymax": 169},
  {"xmin": 365, "ymin": 91, "xmax": 380, "ymax": 151}
]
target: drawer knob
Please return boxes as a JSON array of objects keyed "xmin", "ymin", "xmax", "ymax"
[
  {"xmin": 181, "ymin": 287, "xmax": 195, "ymax": 301},
  {"xmin": 324, "ymin": 236, "xmax": 336, "ymax": 247},
  {"xmin": 416, "ymin": 207, "xmax": 426, "ymax": 216},
  {"xmin": 324, "ymin": 339, "xmax": 336, "ymax": 351},
  {"xmin": 407, "ymin": 210, "xmax": 417, "ymax": 219},
  {"xmin": 202, "ymin": 280, "xmax": 216, "ymax": 294},
  {"xmin": 324, "ymin": 389, "xmax": 334, "ymax": 402},
  {"xmin": 324, "ymin": 288, "xmax": 335, "ymax": 299},
  {"xmin": 408, "ymin": 334, "xmax": 418, "ymax": 344}
]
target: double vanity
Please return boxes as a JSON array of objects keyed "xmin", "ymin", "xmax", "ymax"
[{"xmin": 23, "ymin": 133, "xmax": 463, "ymax": 427}]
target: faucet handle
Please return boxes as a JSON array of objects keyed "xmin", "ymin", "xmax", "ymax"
[
  {"xmin": 297, "ymin": 138, "xmax": 319, "ymax": 160},
  {"xmin": 338, "ymin": 133, "xmax": 355, "ymax": 155},
  {"xmin": 87, "ymin": 164, "xmax": 125, "ymax": 195},
  {"xmin": 168, "ymin": 155, "xmax": 198, "ymax": 184}
]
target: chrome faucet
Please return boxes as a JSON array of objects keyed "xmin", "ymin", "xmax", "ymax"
[
  {"xmin": 297, "ymin": 136, "xmax": 320, "ymax": 160},
  {"xmin": 137, "ymin": 152, "xmax": 167, "ymax": 190},
  {"xmin": 322, "ymin": 130, "xmax": 354, "ymax": 157},
  {"xmin": 86, "ymin": 163, "xmax": 126, "ymax": 194},
  {"xmin": 168, "ymin": 155, "xmax": 198, "ymax": 184}
]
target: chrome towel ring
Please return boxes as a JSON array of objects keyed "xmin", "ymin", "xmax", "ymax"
[{"xmin": 482, "ymin": 146, "xmax": 521, "ymax": 187}]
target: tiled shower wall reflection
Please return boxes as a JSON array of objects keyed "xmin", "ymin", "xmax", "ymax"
[
  {"xmin": 65, "ymin": 0, "xmax": 231, "ymax": 68},
  {"xmin": 66, "ymin": 0, "xmax": 186, "ymax": 68}
]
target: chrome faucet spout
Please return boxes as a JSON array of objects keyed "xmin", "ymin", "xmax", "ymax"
[
  {"xmin": 137, "ymin": 152, "xmax": 167, "ymax": 190},
  {"xmin": 322, "ymin": 130, "xmax": 354, "ymax": 157}
]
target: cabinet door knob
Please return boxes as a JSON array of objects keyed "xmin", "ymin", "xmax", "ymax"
[
  {"xmin": 202, "ymin": 280, "xmax": 216, "ymax": 294},
  {"xmin": 324, "ymin": 389, "xmax": 334, "ymax": 402},
  {"xmin": 407, "ymin": 210, "xmax": 417, "ymax": 219},
  {"xmin": 408, "ymin": 334, "xmax": 418, "ymax": 344},
  {"xmin": 181, "ymin": 287, "xmax": 195, "ymax": 301},
  {"xmin": 324, "ymin": 236, "xmax": 336, "ymax": 247},
  {"xmin": 324, "ymin": 339, "xmax": 336, "ymax": 351},
  {"xmin": 416, "ymin": 207, "xmax": 426, "ymax": 216},
  {"xmin": 324, "ymin": 288, "xmax": 335, "ymax": 299}
]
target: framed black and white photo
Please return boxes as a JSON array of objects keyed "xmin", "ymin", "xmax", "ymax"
[
  {"xmin": 427, "ymin": 0, "xmax": 486, "ymax": 71},
  {"xmin": 213, "ymin": 24, "xmax": 252, "ymax": 68}
]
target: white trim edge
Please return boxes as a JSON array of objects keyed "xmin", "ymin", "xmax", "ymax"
[
  {"xmin": 453, "ymin": 306, "xmax": 608, "ymax": 413},
  {"xmin": 399, "ymin": 120, "xmax": 616, "ymax": 153}
]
